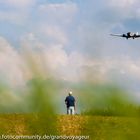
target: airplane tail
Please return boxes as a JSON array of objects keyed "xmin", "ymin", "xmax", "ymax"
[
  {"xmin": 110, "ymin": 34, "xmax": 122, "ymax": 37},
  {"xmin": 110, "ymin": 34, "xmax": 123, "ymax": 37}
]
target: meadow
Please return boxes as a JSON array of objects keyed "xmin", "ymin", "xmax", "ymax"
[{"xmin": 0, "ymin": 114, "xmax": 139, "ymax": 140}]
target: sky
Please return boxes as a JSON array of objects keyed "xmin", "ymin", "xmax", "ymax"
[{"xmin": 0, "ymin": 0, "xmax": 140, "ymax": 101}]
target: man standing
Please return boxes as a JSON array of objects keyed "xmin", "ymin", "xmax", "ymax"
[{"xmin": 65, "ymin": 91, "xmax": 76, "ymax": 115}]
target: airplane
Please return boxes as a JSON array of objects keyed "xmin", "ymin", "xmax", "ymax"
[{"xmin": 110, "ymin": 32, "xmax": 140, "ymax": 39}]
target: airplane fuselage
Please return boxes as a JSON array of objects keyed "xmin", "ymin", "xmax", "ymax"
[
  {"xmin": 125, "ymin": 32, "xmax": 138, "ymax": 39},
  {"xmin": 110, "ymin": 32, "xmax": 140, "ymax": 39}
]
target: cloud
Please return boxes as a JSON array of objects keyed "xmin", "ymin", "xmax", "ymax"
[
  {"xmin": 88, "ymin": 0, "xmax": 140, "ymax": 32},
  {"xmin": 1, "ymin": 33, "xmax": 140, "ymax": 94},
  {"xmin": 38, "ymin": 2, "xmax": 78, "ymax": 24},
  {"xmin": 0, "ymin": 11, "xmax": 28, "ymax": 24},
  {"xmin": 52, "ymin": 52, "xmax": 140, "ymax": 83},
  {"xmin": 0, "ymin": 0, "xmax": 35, "ymax": 24},
  {"xmin": 43, "ymin": 45, "xmax": 68, "ymax": 70},
  {"xmin": 0, "ymin": 37, "xmax": 26, "ymax": 86},
  {"xmin": 109, "ymin": 0, "xmax": 136, "ymax": 8},
  {"xmin": 0, "ymin": 0, "xmax": 35, "ymax": 8},
  {"xmin": 39, "ymin": 25, "xmax": 68, "ymax": 46}
]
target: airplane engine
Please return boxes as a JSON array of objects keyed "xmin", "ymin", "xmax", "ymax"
[
  {"xmin": 122, "ymin": 34, "xmax": 126, "ymax": 37},
  {"xmin": 130, "ymin": 32, "xmax": 134, "ymax": 36}
]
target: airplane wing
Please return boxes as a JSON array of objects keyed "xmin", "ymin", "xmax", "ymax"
[
  {"xmin": 135, "ymin": 35, "xmax": 140, "ymax": 38},
  {"xmin": 110, "ymin": 34, "xmax": 124, "ymax": 37}
]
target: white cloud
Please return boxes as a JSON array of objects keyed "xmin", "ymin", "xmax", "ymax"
[
  {"xmin": 0, "ymin": 37, "xmax": 26, "ymax": 86},
  {"xmin": 0, "ymin": 0, "xmax": 35, "ymax": 8},
  {"xmin": 38, "ymin": 2, "xmax": 78, "ymax": 24},
  {"xmin": 39, "ymin": 2, "xmax": 77, "ymax": 15},
  {"xmin": 57, "ymin": 54, "xmax": 140, "ymax": 83},
  {"xmin": 43, "ymin": 45, "xmax": 68, "ymax": 70},
  {"xmin": 93, "ymin": 58, "xmax": 140, "ymax": 82},
  {"xmin": 22, "ymin": 35, "xmax": 140, "ymax": 83},
  {"xmin": 0, "ymin": 0, "xmax": 35, "ymax": 24},
  {"xmin": 1, "ymin": 34, "xmax": 140, "ymax": 88},
  {"xmin": 0, "ymin": 11, "xmax": 27, "ymax": 24},
  {"xmin": 20, "ymin": 32, "xmax": 69, "ymax": 79},
  {"xmin": 40, "ymin": 25, "xmax": 68, "ymax": 46},
  {"xmin": 106, "ymin": 0, "xmax": 140, "ymax": 20},
  {"xmin": 109, "ymin": 0, "xmax": 136, "ymax": 8}
]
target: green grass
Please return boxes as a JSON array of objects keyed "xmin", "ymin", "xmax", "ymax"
[{"xmin": 0, "ymin": 114, "xmax": 139, "ymax": 140}]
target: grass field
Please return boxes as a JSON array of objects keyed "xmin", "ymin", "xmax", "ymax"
[{"xmin": 0, "ymin": 114, "xmax": 139, "ymax": 140}]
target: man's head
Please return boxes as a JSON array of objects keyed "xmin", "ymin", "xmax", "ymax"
[{"xmin": 69, "ymin": 91, "xmax": 72, "ymax": 95}]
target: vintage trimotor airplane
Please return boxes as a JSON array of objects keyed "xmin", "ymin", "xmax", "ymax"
[{"xmin": 110, "ymin": 32, "xmax": 140, "ymax": 39}]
